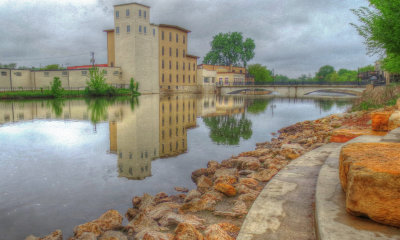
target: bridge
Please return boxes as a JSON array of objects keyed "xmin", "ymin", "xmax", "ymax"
[{"xmin": 218, "ymin": 84, "xmax": 367, "ymax": 97}]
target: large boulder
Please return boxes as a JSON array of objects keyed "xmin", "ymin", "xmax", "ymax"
[
  {"xmin": 330, "ymin": 129, "xmax": 386, "ymax": 143},
  {"xmin": 371, "ymin": 111, "xmax": 393, "ymax": 131},
  {"xmin": 174, "ymin": 223, "xmax": 204, "ymax": 240},
  {"xmin": 388, "ymin": 111, "xmax": 400, "ymax": 130},
  {"xmin": 339, "ymin": 142, "xmax": 400, "ymax": 227},
  {"xmin": 25, "ymin": 230, "xmax": 63, "ymax": 240},
  {"xmin": 74, "ymin": 210, "xmax": 123, "ymax": 238}
]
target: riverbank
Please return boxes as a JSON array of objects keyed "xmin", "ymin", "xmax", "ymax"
[
  {"xmin": 25, "ymin": 100, "xmax": 387, "ymax": 240},
  {"xmin": 0, "ymin": 89, "xmax": 138, "ymax": 100}
]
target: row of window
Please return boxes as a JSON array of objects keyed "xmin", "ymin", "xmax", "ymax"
[
  {"xmin": 162, "ymin": 47, "xmax": 186, "ymax": 58},
  {"xmin": 161, "ymin": 101, "xmax": 196, "ymax": 113},
  {"xmin": 161, "ymin": 74, "xmax": 196, "ymax": 84},
  {"xmin": 161, "ymin": 127, "xmax": 185, "ymax": 139},
  {"xmin": 161, "ymin": 60, "xmax": 196, "ymax": 71},
  {"xmin": 203, "ymin": 77, "xmax": 216, "ymax": 83},
  {"xmin": 116, "ymin": 9, "xmax": 146, "ymax": 19},
  {"xmin": 116, "ymin": 25, "xmax": 156, "ymax": 36},
  {"xmin": 161, "ymin": 113, "xmax": 196, "ymax": 127},
  {"xmin": 161, "ymin": 140, "xmax": 185, "ymax": 154},
  {"xmin": 161, "ymin": 31, "xmax": 185, "ymax": 44}
]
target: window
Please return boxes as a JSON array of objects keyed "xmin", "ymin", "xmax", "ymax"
[
  {"xmin": 193, "ymin": 75, "xmax": 196, "ymax": 83},
  {"xmin": 81, "ymin": 71, "xmax": 87, "ymax": 76},
  {"xmin": 153, "ymin": 28, "xmax": 155, "ymax": 36},
  {"xmin": 162, "ymin": 60, "xmax": 164, "ymax": 69},
  {"xmin": 162, "ymin": 47, "xmax": 164, "ymax": 56},
  {"xmin": 169, "ymin": 47, "xmax": 172, "ymax": 56},
  {"xmin": 139, "ymin": 9, "xmax": 141, "ymax": 17},
  {"xmin": 204, "ymin": 77, "xmax": 209, "ymax": 83},
  {"xmin": 176, "ymin": 33, "xmax": 178, "ymax": 42},
  {"xmin": 113, "ymin": 71, "xmax": 119, "ymax": 76},
  {"xmin": 127, "ymin": 25, "xmax": 130, "ymax": 33},
  {"xmin": 116, "ymin": 10, "xmax": 119, "ymax": 18},
  {"xmin": 176, "ymin": 48, "xmax": 178, "ymax": 57},
  {"xmin": 193, "ymin": 63, "xmax": 195, "ymax": 71},
  {"xmin": 126, "ymin": 9, "xmax": 130, "ymax": 16},
  {"xmin": 15, "ymin": 72, "xmax": 22, "ymax": 76},
  {"xmin": 139, "ymin": 25, "xmax": 142, "ymax": 33},
  {"xmin": 116, "ymin": 27, "xmax": 120, "ymax": 34},
  {"xmin": 162, "ymin": 74, "xmax": 164, "ymax": 82},
  {"xmin": 183, "ymin": 35, "xmax": 185, "ymax": 44},
  {"xmin": 162, "ymin": 31, "xmax": 164, "ymax": 40},
  {"xmin": 144, "ymin": 10, "xmax": 147, "ymax": 19},
  {"xmin": 189, "ymin": 63, "xmax": 191, "ymax": 70},
  {"xmin": 62, "ymin": 71, "xmax": 68, "ymax": 76},
  {"xmin": 183, "ymin": 50, "xmax": 185, "ymax": 57},
  {"xmin": 169, "ymin": 74, "xmax": 172, "ymax": 82},
  {"xmin": 44, "ymin": 72, "xmax": 49, "ymax": 77},
  {"xmin": 1, "ymin": 71, "xmax": 7, "ymax": 76},
  {"xmin": 169, "ymin": 32, "xmax": 172, "ymax": 41},
  {"xmin": 144, "ymin": 26, "xmax": 147, "ymax": 34}
]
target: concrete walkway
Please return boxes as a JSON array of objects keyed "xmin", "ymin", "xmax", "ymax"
[
  {"xmin": 237, "ymin": 143, "xmax": 341, "ymax": 240},
  {"xmin": 238, "ymin": 130, "xmax": 400, "ymax": 240}
]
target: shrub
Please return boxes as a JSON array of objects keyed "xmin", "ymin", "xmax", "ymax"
[
  {"xmin": 50, "ymin": 77, "xmax": 64, "ymax": 98},
  {"xmin": 85, "ymin": 67, "xmax": 111, "ymax": 96}
]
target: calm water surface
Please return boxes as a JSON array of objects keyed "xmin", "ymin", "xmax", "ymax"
[{"xmin": 0, "ymin": 94, "xmax": 353, "ymax": 239}]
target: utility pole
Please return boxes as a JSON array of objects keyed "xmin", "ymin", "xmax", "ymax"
[{"xmin": 90, "ymin": 52, "xmax": 95, "ymax": 67}]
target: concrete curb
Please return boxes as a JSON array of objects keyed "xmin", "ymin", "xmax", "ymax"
[
  {"xmin": 315, "ymin": 135, "xmax": 400, "ymax": 240},
  {"xmin": 237, "ymin": 143, "xmax": 341, "ymax": 240}
]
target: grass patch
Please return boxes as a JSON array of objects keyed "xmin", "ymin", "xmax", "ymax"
[{"xmin": 352, "ymin": 84, "xmax": 400, "ymax": 111}]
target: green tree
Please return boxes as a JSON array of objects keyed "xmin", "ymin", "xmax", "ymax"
[
  {"xmin": 358, "ymin": 65, "xmax": 375, "ymax": 72},
  {"xmin": 337, "ymin": 69, "xmax": 358, "ymax": 81},
  {"xmin": 247, "ymin": 99, "xmax": 270, "ymax": 114},
  {"xmin": 351, "ymin": 1, "xmax": 400, "ymax": 72},
  {"xmin": 316, "ymin": 65, "xmax": 335, "ymax": 81},
  {"xmin": 50, "ymin": 77, "xmax": 64, "ymax": 98},
  {"xmin": 85, "ymin": 67, "xmax": 115, "ymax": 96},
  {"xmin": 43, "ymin": 64, "xmax": 62, "ymax": 70},
  {"xmin": 203, "ymin": 114, "xmax": 252, "ymax": 145},
  {"xmin": 203, "ymin": 32, "xmax": 255, "ymax": 67},
  {"xmin": 275, "ymin": 74, "xmax": 290, "ymax": 82},
  {"xmin": 247, "ymin": 64, "xmax": 273, "ymax": 83},
  {"xmin": 129, "ymin": 78, "xmax": 136, "ymax": 94}
]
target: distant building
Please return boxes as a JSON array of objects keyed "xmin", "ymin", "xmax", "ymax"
[{"xmin": 197, "ymin": 64, "xmax": 246, "ymax": 88}]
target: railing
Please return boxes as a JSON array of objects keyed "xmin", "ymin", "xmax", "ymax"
[{"xmin": 216, "ymin": 80, "xmax": 383, "ymax": 87}]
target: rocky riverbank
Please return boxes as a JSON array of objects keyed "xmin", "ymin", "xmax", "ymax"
[{"xmin": 26, "ymin": 108, "xmax": 379, "ymax": 240}]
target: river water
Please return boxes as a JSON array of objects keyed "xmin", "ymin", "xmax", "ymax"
[{"xmin": 0, "ymin": 94, "xmax": 353, "ymax": 239}]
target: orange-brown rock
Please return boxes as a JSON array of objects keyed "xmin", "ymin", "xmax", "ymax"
[
  {"xmin": 214, "ymin": 183, "xmax": 237, "ymax": 197},
  {"xmin": 204, "ymin": 224, "xmax": 234, "ymax": 240},
  {"xmin": 98, "ymin": 231, "xmax": 128, "ymax": 240},
  {"xmin": 249, "ymin": 168, "xmax": 278, "ymax": 182},
  {"xmin": 330, "ymin": 129, "xmax": 386, "ymax": 143},
  {"xmin": 214, "ymin": 175, "xmax": 237, "ymax": 185},
  {"xmin": 238, "ymin": 178, "xmax": 259, "ymax": 190},
  {"xmin": 74, "ymin": 210, "xmax": 123, "ymax": 238},
  {"xmin": 25, "ymin": 230, "xmax": 63, "ymax": 240},
  {"xmin": 216, "ymin": 223, "xmax": 240, "ymax": 238},
  {"xmin": 174, "ymin": 223, "xmax": 204, "ymax": 240},
  {"xmin": 371, "ymin": 111, "xmax": 393, "ymax": 131},
  {"xmin": 339, "ymin": 142, "xmax": 400, "ymax": 227},
  {"xmin": 142, "ymin": 231, "xmax": 173, "ymax": 240}
]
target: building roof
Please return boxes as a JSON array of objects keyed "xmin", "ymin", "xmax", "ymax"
[
  {"xmin": 186, "ymin": 54, "xmax": 199, "ymax": 59},
  {"xmin": 67, "ymin": 64, "xmax": 108, "ymax": 70},
  {"xmin": 103, "ymin": 29, "xmax": 114, "ymax": 32},
  {"xmin": 114, "ymin": 2, "xmax": 150, "ymax": 8},
  {"xmin": 159, "ymin": 24, "xmax": 191, "ymax": 33}
]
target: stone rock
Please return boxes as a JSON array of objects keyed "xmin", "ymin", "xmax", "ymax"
[
  {"xmin": 175, "ymin": 187, "xmax": 189, "ymax": 193},
  {"xmin": 184, "ymin": 189, "xmax": 202, "ymax": 203},
  {"xmin": 235, "ymin": 183, "xmax": 259, "ymax": 195},
  {"xmin": 75, "ymin": 232, "xmax": 97, "ymax": 240},
  {"xmin": 238, "ymin": 192, "xmax": 258, "ymax": 202},
  {"xmin": 126, "ymin": 213, "xmax": 161, "ymax": 233},
  {"xmin": 238, "ymin": 178, "xmax": 259, "ymax": 190},
  {"xmin": 214, "ymin": 183, "xmax": 237, "ymax": 197},
  {"xmin": 371, "ymin": 111, "xmax": 392, "ymax": 131},
  {"xmin": 132, "ymin": 196, "xmax": 142, "ymax": 208},
  {"xmin": 196, "ymin": 175, "xmax": 213, "ymax": 193},
  {"xmin": 126, "ymin": 208, "xmax": 140, "ymax": 221},
  {"xmin": 339, "ymin": 142, "xmax": 400, "ymax": 227},
  {"xmin": 140, "ymin": 231, "xmax": 173, "ymax": 240},
  {"xmin": 138, "ymin": 194, "xmax": 155, "ymax": 210},
  {"xmin": 214, "ymin": 168, "xmax": 238, "ymax": 179},
  {"xmin": 180, "ymin": 194, "xmax": 217, "ymax": 213},
  {"xmin": 216, "ymin": 223, "xmax": 240, "ymax": 238},
  {"xmin": 74, "ymin": 210, "xmax": 123, "ymax": 238},
  {"xmin": 281, "ymin": 143, "xmax": 304, "ymax": 151},
  {"xmin": 389, "ymin": 111, "xmax": 400, "ymax": 130},
  {"xmin": 154, "ymin": 192, "xmax": 170, "ymax": 204},
  {"xmin": 148, "ymin": 202, "xmax": 181, "ymax": 220},
  {"xmin": 99, "ymin": 231, "xmax": 128, "ymax": 240},
  {"xmin": 191, "ymin": 168, "xmax": 215, "ymax": 183},
  {"xmin": 204, "ymin": 224, "xmax": 234, "ymax": 240},
  {"xmin": 330, "ymin": 129, "xmax": 386, "ymax": 143},
  {"xmin": 174, "ymin": 223, "xmax": 204, "ymax": 240},
  {"xmin": 249, "ymin": 168, "xmax": 278, "ymax": 182},
  {"xmin": 158, "ymin": 212, "xmax": 206, "ymax": 229},
  {"xmin": 25, "ymin": 230, "xmax": 63, "ymax": 240},
  {"xmin": 239, "ymin": 157, "xmax": 261, "ymax": 171},
  {"xmin": 207, "ymin": 161, "xmax": 219, "ymax": 170},
  {"xmin": 238, "ymin": 170, "xmax": 254, "ymax": 176},
  {"xmin": 214, "ymin": 175, "xmax": 237, "ymax": 185},
  {"xmin": 232, "ymin": 200, "xmax": 248, "ymax": 216}
]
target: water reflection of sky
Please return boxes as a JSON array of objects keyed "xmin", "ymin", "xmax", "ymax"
[{"xmin": 0, "ymin": 95, "xmax": 353, "ymax": 239}]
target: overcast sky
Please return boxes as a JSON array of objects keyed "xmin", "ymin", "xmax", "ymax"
[{"xmin": 0, "ymin": 0, "xmax": 375, "ymax": 77}]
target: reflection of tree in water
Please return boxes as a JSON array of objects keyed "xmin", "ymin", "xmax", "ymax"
[
  {"xmin": 47, "ymin": 99, "xmax": 65, "ymax": 117},
  {"xmin": 316, "ymin": 99, "xmax": 335, "ymax": 112},
  {"xmin": 129, "ymin": 97, "xmax": 139, "ymax": 111},
  {"xmin": 203, "ymin": 114, "xmax": 252, "ymax": 145},
  {"xmin": 247, "ymin": 99, "xmax": 270, "ymax": 114},
  {"xmin": 86, "ymin": 98, "xmax": 113, "ymax": 124}
]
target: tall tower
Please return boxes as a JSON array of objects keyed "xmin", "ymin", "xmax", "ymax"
[{"xmin": 113, "ymin": 3, "xmax": 159, "ymax": 94}]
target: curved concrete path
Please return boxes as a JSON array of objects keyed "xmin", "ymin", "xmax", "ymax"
[
  {"xmin": 237, "ymin": 143, "xmax": 341, "ymax": 240},
  {"xmin": 238, "ymin": 129, "xmax": 400, "ymax": 240}
]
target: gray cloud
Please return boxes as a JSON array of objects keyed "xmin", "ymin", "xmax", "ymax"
[{"xmin": 0, "ymin": 0, "xmax": 374, "ymax": 77}]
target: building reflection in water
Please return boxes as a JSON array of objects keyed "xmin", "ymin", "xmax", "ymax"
[{"xmin": 0, "ymin": 94, "xmax": 254, "ymax": 180}]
